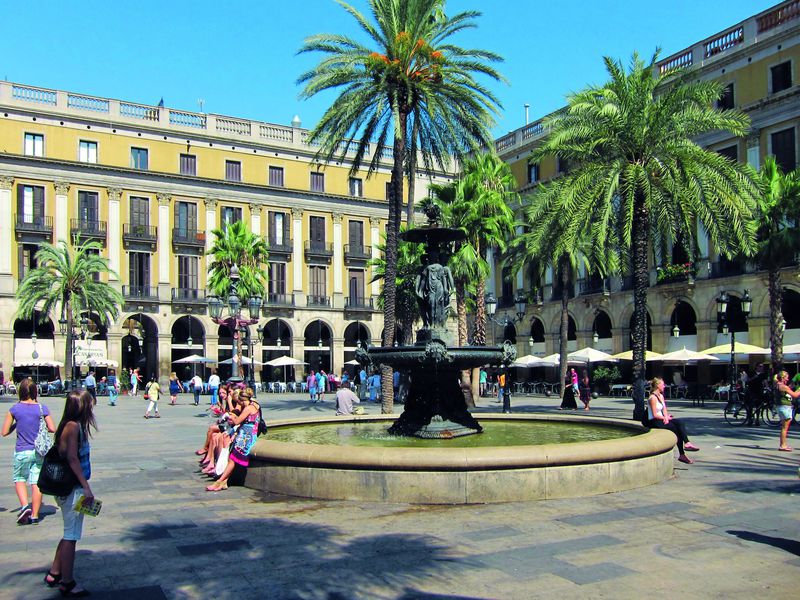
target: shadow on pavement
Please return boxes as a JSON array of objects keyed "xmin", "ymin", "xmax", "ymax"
[
  {"xmin": 4, "ymin": 517, "xmax": 472, "ymax": 599},
  {"xmin": 727, "ymin": 530, "xmax": 800, "ymax": 556}
]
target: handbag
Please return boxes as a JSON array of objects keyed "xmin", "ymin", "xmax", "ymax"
[
  {"xmin": 37, "ymin": 445, "xmax": 79, "ymax": 497},
  {"xmin": 215, "ymin": 446, "xmax": 230, "ymax": 476},
  {"xmin": 34, "ymin": 404, "xmax": 53, "ymax": 457},
  {"xmin": 257, "ymin": 406, "xmax": 268, "ymax": 436}
]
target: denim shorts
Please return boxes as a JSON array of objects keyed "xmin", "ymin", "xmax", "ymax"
[
  {"xmin": 12, "ymin": 450, "xmax": 42, "ymax": 484},
  {"xmin": 55, "ymin": 488, "xmax": 85, "ymax": 541},
  {"xmin": 777, "ymin": 405, "xmax": 794, "ymax": 422}
]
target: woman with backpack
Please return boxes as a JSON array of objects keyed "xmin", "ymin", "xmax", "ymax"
[{"xmin": 1, "ymin": 378, "xmax": 56, "ymax": 525}]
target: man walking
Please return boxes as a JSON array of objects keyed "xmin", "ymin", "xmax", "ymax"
[
  {"xmin": 190, "ymin": 373, "xmax": 204, "ymax": 406},
  {"xmin": 208, "ymin": 371, "xmax": 221, "ymax": 406},
  {"xmin": 84, "ymin": 371, "xmax": 97, "ymax": 402}
]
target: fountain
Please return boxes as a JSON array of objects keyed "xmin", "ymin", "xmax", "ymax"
[
  {"xmin": 359, "ymin": 204, "xmax": 513, "ymax": 438},
  {"xmin": 245, "ymin": 208, "xmax": 677, "ymax": 504}
]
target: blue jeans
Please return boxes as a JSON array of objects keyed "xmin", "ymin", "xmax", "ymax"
[
  {"xmin": 193, "ymin": 388, "xmax": 201, "ymax": 405},
  {"xmin": 210, "ymin": 386, "xmax": 219, "ymax": 405},
  {"xmin": 109, "ymin": 388, "xmax": 118, "ymax": 405}
]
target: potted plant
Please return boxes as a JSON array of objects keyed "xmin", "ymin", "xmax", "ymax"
[{"xmin": 592, "ymin": 365, "xmax": 622, "ymax": 395}]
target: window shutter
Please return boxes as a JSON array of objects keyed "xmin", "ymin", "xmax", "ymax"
[{"xmin": 34, "ymin": 186, "xmax": 45, "ymax": 220}]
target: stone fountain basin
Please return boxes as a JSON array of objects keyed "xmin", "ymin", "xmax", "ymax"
[{"xmin": 245, "ymin": 414, "xmax": 676, "ymax": 504}]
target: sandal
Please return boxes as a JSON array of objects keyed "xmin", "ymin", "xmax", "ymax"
[
  {"xmin": 684, "ymin": 442, "xmax": 700, "ymax": 452},
  {"xmin": 59, "ymin": 580, "xmax": 90, "ymax": 597},
  {"xmin": 206, "ymin": 482, "xmax": 228, "ymax": 491},
  {"xmin": 44, "ymin": 571, "xmax": 61, "ymax": 587},
  {"xmin": 677, "ymin": 454, "xmax": 694, "ymax": 464},
  {"xmin": 779, "ymin": 446, "xmax": 793, "ymax": 452}
]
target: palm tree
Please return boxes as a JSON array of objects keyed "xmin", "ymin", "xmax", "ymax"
[
  {"xmin": 531, "ymin": 52, "xmax": 759, "ymax": 420},
  {"xmin": 457, "ymin": 153, "xmax": 517, "ymax": 350},
  {"xmin": 298, "ymin": 0, "xmax": 503, "ymax": 412},
  {"xmin": 207, "ymin": 220, "xmax": 269, "ymax": 299},
  {"xmin": 207, "ymin": 221, "xmax": 269, "ymax": 374},
  {"xmin": 16, "ymin": 238, "xmax": 123, "ymax": 386},
  {"xmin": 512, "ymin": 179, "xmax": 620, "ymax": 399},
  {"xmin": 753, "ymin": 156, "xmax": 800, "ymax": 373}
]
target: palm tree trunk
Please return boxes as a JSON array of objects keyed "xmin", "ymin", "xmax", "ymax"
[
  {"xmin": 380, "ymin": 111, "xmax": 407, "ymax": 414},
  {"xmin": 454, "ymin": 278, "xmax": 476, "ymax": 407},
  {"xmin": 65, "ymin": 314, "xmax": 74, "ymax": 388},
  {"xmin": 768, "ymin": 267, "xmax": 784, "ymax": 373},
  {"xmin": 631, "ymin": 193, "xmax": 650, "ymax": 422},
  {"xmin": 474, "ymin": 274, "xmax": 486, "ymax": 346},
  {"xmin": 558, "ymin": 257, "xmax": 569, "ymax": 399},
  {"xmin": 456, "ymin": 279, "xmax": 468, "ymax": 346},
  {"xmin": 473, "ymin": 240, "xmax": 486, "ymax": 346},
  {"xmin": 405, "ymin": 118, "xmax": 420, "ymax": 226}
]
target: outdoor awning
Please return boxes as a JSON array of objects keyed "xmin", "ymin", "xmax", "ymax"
[
  {"xmin": 13, "ymin": 338, "xmax": 56, "ymax": 367},
  {"xmin": 74, "ymin": 340, "xmax": 111, "ymax": 366}
]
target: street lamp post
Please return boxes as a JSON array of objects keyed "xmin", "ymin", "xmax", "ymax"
[
  {"xmin": 59, "ymin": 315, "xmax": 89, "ymax": 390},
  {"xmin": 716, "ymin": 289, "xmax": 752, "ymax": 402},
  {"xmin": 485, "ymin": 290, "xmax": 528, "ymax": 413},
  {"xmin": 207, "ymin": 264, "xmax": 262, "ymax": 385}
]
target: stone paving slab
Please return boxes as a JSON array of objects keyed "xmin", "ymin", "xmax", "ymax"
[{"xmin": 0, "ymin": 392, "xmax": 798, "ymax": 599}]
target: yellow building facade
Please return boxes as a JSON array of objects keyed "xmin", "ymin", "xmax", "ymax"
[
  {"xmin": 0, "ymin": 82, "xmax": 453, "ymax": 384},
  {"xmin": 491, "ymin": 1, "xmax": 800, "ymax": 377}
]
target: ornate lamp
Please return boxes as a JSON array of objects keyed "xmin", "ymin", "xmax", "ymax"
[{"xmin": 485, "ymin": 293, "xmax": 498, "ymax": 317}]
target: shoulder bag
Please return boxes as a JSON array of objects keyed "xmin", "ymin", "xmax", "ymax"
[
  {"xmin": 34, "ymin": 404, "xmax": 53, "ymax": 457},
  {"xmin": 37, "ymin": 444, "xmax": 79, "ymax": 497}
]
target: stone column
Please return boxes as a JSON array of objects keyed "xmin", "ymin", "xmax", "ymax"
[
  {"xmin": 249, "ymin": 203, "xmax": 262, "ymax": 236},
  {"xmin": 292, "ymin": 208, "xmax": 304, "ymax": 297},
  {"xmin": 54, "ymin": 181, "xmax": 70, "ymax": 244},
  {"xmin": 370, "ymin": 217, "xmax": 381, "ymax": 297},
  {"xmin": 158, "ymin": 332, "xmax": 173, "ymax": 387},
  {"xmin": 157, "ymin": 193, "xmax": 171, "ymax": 301},
  {"xmin": 332, "ymin": 212, "xmax": 343, "ymax": 304},
  {"xmin": 0, "ymin": 176, "xmax": 14, "ymax": 294},
  {"xmin": 204, "ymin": 198, "xmax": 217, "ymax": 275},
  {"xmin": 106, "ymin": 187, "xmax": 122, "ymax": 281}
]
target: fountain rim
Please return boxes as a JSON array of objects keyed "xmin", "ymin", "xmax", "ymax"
[{"xmin": 251, "ymin": 413, "xmax": 676, "ymax": 472}]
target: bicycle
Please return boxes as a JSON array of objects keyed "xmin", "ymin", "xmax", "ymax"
[
  {"xmin": 760, "ymin": 395, "xmax": 800, "ymax": 427},
  {"xmin": 723, "ymin": 390, "xmax": 749, "ymax": 426}
]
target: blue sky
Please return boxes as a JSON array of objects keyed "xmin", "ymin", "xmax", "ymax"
[{"xmin": 3, "ymin": 0, "xmax": 779, "ymax": 137}]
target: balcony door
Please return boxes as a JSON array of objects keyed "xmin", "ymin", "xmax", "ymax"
[
  {"xmin": 130, "ymin": 197, "xmax": 150, "ymax": 228},
  {"xmin": 178, "ymin": 256, "xmax": 198, "ymax": 292},
  {"xmin": 269, "ymin": 211, "xmax": 290, "ymax": 247},
  {"xmin": 348, "ymin": 269, "xmax": 364, "ymax": 303},
  {"xmin": 78, "ymin": 191, "xmax": 99, "ymax": 228},
  {"xmin": 348, "ymin": 220, "xmax": 364, "ymax": 252},
  {"xmin": 310, "ymin": 216, "xmax": 326, "ymax": 251},
  {"xmin": 129, "ymin": 252, "xmax": 151, "ymax": 294},
  {"xmin": 17, "ymin": 185, "xmax": 44, "ymax": 224},
  {"xmin": 175, "ymin": 201, "xmax": 197, "ymax": 237}
]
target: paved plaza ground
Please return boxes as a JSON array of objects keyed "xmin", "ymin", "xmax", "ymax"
[{"xmin": 0, "ymin": 389, "xmax": 798, "ymax": 599}]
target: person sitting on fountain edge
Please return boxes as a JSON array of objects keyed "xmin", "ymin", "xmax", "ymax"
[{"xmin": 335, "ymin": 381, "xmax": 360, "ymax": 416}]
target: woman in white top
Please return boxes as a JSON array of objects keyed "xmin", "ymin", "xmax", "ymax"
[{"xmin": 647, "ymin": 377, "xmax": 699, "ymax": 464}]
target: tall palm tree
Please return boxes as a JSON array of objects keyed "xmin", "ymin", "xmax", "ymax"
[
  {"xmin": 298, "ymin": 0, "xmax": 503, "ymax": 412},
  {"xmin": 455, "ymin": 153, "xmax": 517, "ymax": 348},
  {"xmin": 753, "ymin": 156, "xmax": 800, "ymax": 373},
  {"xmin": 16, "ymin": 238, "xmax": 123, "ymax": 385},
  {"xmin": 531, "ymin": 52, "xmax": 759, "ymax": 420},
  {"xmin": 429, "ymin": 154, "xmax": 515, "ymax": 400},
  {"xmin": 207, "ymin": 220, "xmax": 269, "ymax": 299}
]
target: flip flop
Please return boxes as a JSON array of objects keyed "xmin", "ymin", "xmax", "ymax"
[{"xmin": 779, "ymin": 447, "xmax": 793, "ymax": 452}]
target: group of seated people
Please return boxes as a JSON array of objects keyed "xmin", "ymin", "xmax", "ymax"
[{"xmin": 194, "ymin": 383, "xmax": 263, "ymax": 492}]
